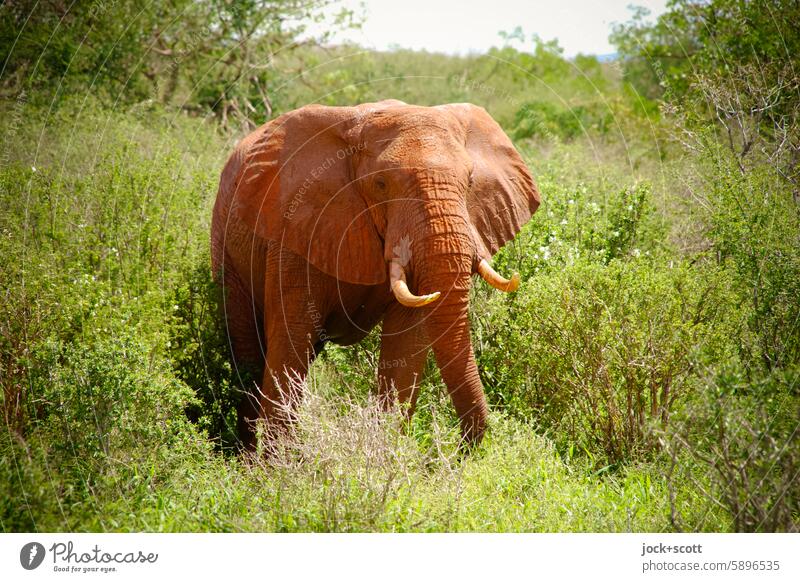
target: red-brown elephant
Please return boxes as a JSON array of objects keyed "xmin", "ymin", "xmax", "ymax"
[{"xmin": 211, "ymin": 100, "xmax": 540, "ymax": 450}]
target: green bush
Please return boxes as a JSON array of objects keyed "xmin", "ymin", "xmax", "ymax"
[
  {"xmin": 0, "ymin": 322, "xmax": 208, "ymax": 530},
  {"xmin": 490, "ymin": 179, "xmax": 665, "ymax": 283},
  {"xmin": 475, "ymin": 257, "xmax": 736, "ymax": 464},
  {"xmin": 0, "ymin": 103, "xmax": 222, "ymax": 529},
  {"xmin": 654, "ymin": 130, "xmax": 800, "ymax": 532},
  {"xmin": 663, "ymin": 368, "xmax": 799, "ymax": 532},
  {"xmin": 704, "ymin": 155, "xmax": 800, "ymax": 372},
  {"xmin": 169, "ymin": 257, "xmax": 243, "ymax": 452},
  {"xmin": 512, "ymin": 100, "xmax": 611, "ymax": 141}
]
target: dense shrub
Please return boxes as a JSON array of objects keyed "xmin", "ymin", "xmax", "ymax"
[
  {"xmin": 475, "ymin": 258, "xmax": 735, "ymax": 464},
  {"xmin": 512, "ymin": 100, "xmax": 611, "ymax": 141},
  {"xmin": 491, "ymin": 179, "xmax": 665, "ymax": 283},
  {"xmin": 655, "ymin": 135, "xmax": 800, "ymax": 532},
  {"xmin": 704, "ymin": 156, "xmax": 800, "ymax": 372},
  {"xmin": 663, "ymin": 369, "xmax": 800, "ymax": 532},
  {"xmin": 0, "ymin": 105, "xmax": 222, "ymax": 529},
  {"xmin": 169, "ymin": 257, "xmax": 243, "ymax": 452},
  {"xmin": 0, "ymin": 319, "xmax": 209, "ymax": 530}
]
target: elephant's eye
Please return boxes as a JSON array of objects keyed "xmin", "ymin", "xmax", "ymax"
[{"xmin": 375, "ymin": 176, "xmax": 387, "ymax": 191}]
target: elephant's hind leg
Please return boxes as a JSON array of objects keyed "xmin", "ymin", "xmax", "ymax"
[
  {"xmin": 219, "ymin": 260, "xmax": 266, "ymax": 450},
  {"xmin": 254, "ymin": 247, "xmax": 333, "ymax": 452}
]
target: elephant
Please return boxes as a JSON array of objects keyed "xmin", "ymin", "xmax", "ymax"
[{"xmin": 211, "ymin": 100, "xmax": 540, "ymax": 450}]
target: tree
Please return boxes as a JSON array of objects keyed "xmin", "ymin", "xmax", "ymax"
[
  {"xmin": 0, "ymin": 0, "xmax": 360, "ymax": 129},
  {"xmin": 611, "ymin": 0, "xmax": 800, "ymax": 188}
]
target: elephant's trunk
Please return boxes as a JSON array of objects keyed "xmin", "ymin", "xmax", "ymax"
[
  {"xmin": 423, "ymin": 279, "xmax": 488, "ymax": 445},
  {"xmin": 388, "ymin": 181, "xmax": 488, "ymax": 445}
]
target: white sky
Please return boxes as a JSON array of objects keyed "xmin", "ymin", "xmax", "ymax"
[{"xmin": 329, "ymin": 0, "xmax": 668, "ymax": 57}]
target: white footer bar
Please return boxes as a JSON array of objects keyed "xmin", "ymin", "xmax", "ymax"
[{"xmin": 1, "ymin": 533, "xmax": 797, "ymax": 581}]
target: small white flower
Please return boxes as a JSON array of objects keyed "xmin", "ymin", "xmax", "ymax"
[
  {"xmin": 560, "ymin": 219, "xmax": 568, "ymax": 226},
  {"xmin": 632, "ymin": 248, "xmax": 641, "ymax": 257},
  {"xmin": 568, "ymin": 199, "xmax": 575, "ymax": 205},
  {"xmin": 31, "ymin": 166, "xmax": 37, "ymax": 172},
  {"xmin": 538, "ymin": 246, "xmax": 551, "ymax": 261}
]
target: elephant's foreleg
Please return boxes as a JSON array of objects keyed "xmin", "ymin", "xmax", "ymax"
[
  {"xmin": 378, "ymin": 303, "xmax": 430, "ymax": 419},
  {"xmin": 255, "ymin": 327, "xmax": 317, "ymax": 446}
]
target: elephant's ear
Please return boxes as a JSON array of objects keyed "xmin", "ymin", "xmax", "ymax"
[
  {"xmin": 231, "ymin": 104, "xmax": 387, "ymax": 285},
  {"xmin": 437, "ymin": 103, "xmax": 541, "ymax": 258}
]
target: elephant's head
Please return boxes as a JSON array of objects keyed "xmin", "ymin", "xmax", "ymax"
[{"xmin": 234, "ymin": 100, "xmax": 540, "ymax": 444}]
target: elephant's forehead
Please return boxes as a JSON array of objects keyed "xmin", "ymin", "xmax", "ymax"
[
  {"xmin": 364, "ymin": 120, "xmax": 465, "ymax": 159},
  {"xmin": 367, "ymin": 136, "xmax": 470, "ymax": 175},
  {"xmin": 364, "ymin": 106, "xmax": 462, "ymax": 135}
]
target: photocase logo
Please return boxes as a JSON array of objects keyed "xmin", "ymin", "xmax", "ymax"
[{"xmin": 20, "ymin": 542, "xmax": 46, "ymax": 570}]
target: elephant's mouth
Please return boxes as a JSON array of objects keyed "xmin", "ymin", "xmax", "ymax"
[{"xmin": 388, "ymin": 257, "xmax": 519, "ymax": 307}]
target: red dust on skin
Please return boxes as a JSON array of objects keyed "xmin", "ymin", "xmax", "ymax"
[{"xmin": 211, "ymin": 100, "xmax": 540, "ymax": 451}]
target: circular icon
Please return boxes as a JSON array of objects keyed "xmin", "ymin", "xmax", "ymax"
[{"xmin": 20, "ymin": 542, "xmax": 46, "ymax": 570}]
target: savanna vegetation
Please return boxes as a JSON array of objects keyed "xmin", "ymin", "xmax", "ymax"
[{"xmin": 1, "ymin": 0, "xmax": 798, "ymax": 532}]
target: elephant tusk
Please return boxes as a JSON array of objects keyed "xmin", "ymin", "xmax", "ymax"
[
  {"xmin": 389, "ymin": 261, "xmax": 441, "ymax": 308},
  {"xmin": 477, "ymin": 259, "xmax": 520, "ymax": 292}
]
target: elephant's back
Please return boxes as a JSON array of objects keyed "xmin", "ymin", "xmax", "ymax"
[{"xmin": 211, "ymin": 124, "xmax": 273, "ymax": 280}]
